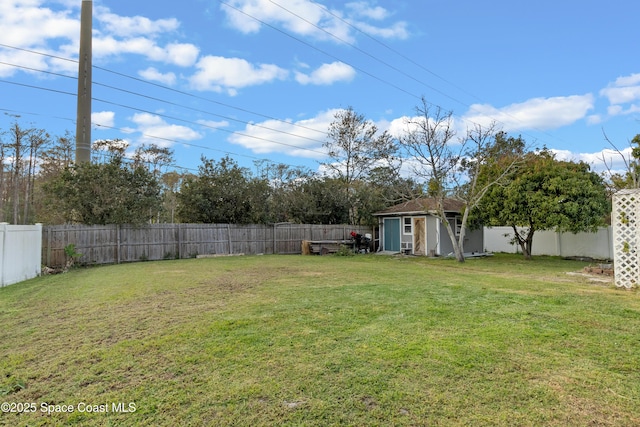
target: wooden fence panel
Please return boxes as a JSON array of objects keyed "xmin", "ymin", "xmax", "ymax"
[{"xmin": 42, "ymin": 223, "xmax": 375, "ymax": 267}]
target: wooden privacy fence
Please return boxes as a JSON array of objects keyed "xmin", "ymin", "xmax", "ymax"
[{"xmin": 42, "ymin": 223, "xmax": 374, "ymax": 268}]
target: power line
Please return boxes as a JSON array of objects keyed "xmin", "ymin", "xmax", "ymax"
[
  {"xmin": 217, "ymin": 0, "xmax": 420, "ymax": 100},
  {"xmin": 93, "ymin": 64, "xmax": 329, "ymax": 137},
  {"xmin": 267, "ymin": 0, "xmax": 472, "ymax": 109},
  {"xmin": 93, "ymin": 98, "xmax": 328, "ymax": 158},
  {"xmin": 0, "ymin": 106, "xmax": 313, "ymax": 172},
  {"xmin": 0, "ymin": 79, "xmax": 76, "ymax": 97},
  {"xmin": 92, "ymin": 80, "xmax": 327, "ymax": 146},
  {"xmin": 0, "ymin": 43, "xmax": 328, "ymax": 138},
  {"xmin": 0, "ymin": 62, "xmax": 329, "ymax": 157},
  {"xmin": 251, "ymin": 0, "xmax": 560, "ymax": 144},
  {"xmin": 309, "ymin": 1, "xmax": 486, "ymax": 105}
]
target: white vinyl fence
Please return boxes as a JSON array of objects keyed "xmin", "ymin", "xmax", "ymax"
[
  {"xmin": 0, "ymin": 223, "xmax": 43, "ymax": 287},
  {"xmin": 484, "ymin": 226, "xmax": 613, "ymax": 260}
]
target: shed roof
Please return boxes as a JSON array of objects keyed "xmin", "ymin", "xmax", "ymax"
[{"xmin": 373, "ymin": 198, "xmax": 465, "ymax": 216}]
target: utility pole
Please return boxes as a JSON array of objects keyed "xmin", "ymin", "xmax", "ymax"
[{"xmin": 75, "ymin": 0, "xmax": 92, "ymax": 163}]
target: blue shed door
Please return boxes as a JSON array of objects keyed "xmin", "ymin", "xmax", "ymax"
[{"xmin": 383, "ymin": 218, "xmax": 401, "ymax": 252}]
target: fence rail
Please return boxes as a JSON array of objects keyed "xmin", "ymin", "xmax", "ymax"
[{"xmin": 42, "ymin": 223, "xmax": 374, "ymax": 267}]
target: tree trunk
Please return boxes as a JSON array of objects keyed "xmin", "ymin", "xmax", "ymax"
[
  {"xmin": 524, "ymin": 229, "xmax": 535, "ymax": 261},
  {"xmin": 443, "ymin": 216, "xmax": 465, "ymax": 262},
  {"xmin": 512, "ymin": 225, "xmax": 535, "ymax": 260}
]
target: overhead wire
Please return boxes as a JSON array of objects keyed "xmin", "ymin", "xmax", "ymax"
[
  {"xmin": 1, "ymin": 0, "xmax": 561, "ymax": 159},
  {"xmin": 0, "ymin": 105, "xmax": 313, "ymax": 172},
  {"xmin": 309, "ymin": 1, "xmax": 486, "ymax": 104},
  {"xmin": 267, "ymin": 0, "xmax": 472, "ymax": 108},
  {"xmin": 217, "ymin": 0, "xmax": 420, "ymax": 100},
  {"xmin": 0, "ymin": 42, "xmax": 329, "ymax": 139},
  {"xmin": 259, "ymin": 0, "xmax": 559, "ymax": 144},
  {"xmin": 0, "ymin": 57, "xmax": 329, "ymax": 157}
]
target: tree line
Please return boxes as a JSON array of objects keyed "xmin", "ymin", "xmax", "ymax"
[
  {"xmin": 2, "ymin": 100, "xmax": 627, "ymax": 261},
  {"xmin": 0, "ymin": 115, "xmax": 419, "ymax": 227}
]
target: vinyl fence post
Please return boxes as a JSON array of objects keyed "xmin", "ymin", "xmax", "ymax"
[{"xmin": 0, "ymin": 223, "xmax": 7, "ymax": 287}]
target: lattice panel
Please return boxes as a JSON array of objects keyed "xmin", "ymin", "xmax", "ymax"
[{"xmin": 612, "ymin": 189, "xmax": 640, "ymax": 289}]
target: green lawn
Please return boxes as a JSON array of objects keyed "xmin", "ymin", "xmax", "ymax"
[{"xmin": 0, "ymin": 254, "xmax": 639, "ymax": 426}]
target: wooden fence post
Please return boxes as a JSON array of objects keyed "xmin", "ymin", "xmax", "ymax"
[
  {"xmin": 116, "ymin": 224, "xmax": 121, "ymax": 264},
  {"xmin": 46, "ymin": 226, "xmax": 52, "ymax": 267},
  {"xmin": 176, "ymin": 223, "xmax": 181, "ymax": 259}
]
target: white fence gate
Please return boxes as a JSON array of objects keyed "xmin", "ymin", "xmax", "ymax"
[{"xmin": 0, "ymin": 223, "xmax": 43, "ymax": 287}]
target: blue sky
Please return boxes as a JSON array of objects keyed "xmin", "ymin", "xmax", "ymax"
[{"xmin": 1, "ymin": 0, "xmax": 639, "ymax": 176}]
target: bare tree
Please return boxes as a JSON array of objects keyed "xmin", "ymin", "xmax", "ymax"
[
  {"xmin": 399, "ymin": 97, "xmax": 522, "ymax": 262},
  {"xmin": 23, "ymin": 129, "xmax": 50, "ymax": 223},
  {"xmin": 6, "ymin": 122, "xmax": 30, "ymax": 224},
  {"xmin": 132, "ymin": 144, "xmax": 174, "ymax": 175},
  {"xmin": 599, "ymin": 130, "xmax": 640, "ymax": 191},
  {"xmin": 92, "ymin": 138, "xmax": 128, "ymax": 163}
]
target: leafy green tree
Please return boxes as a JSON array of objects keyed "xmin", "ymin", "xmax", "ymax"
[
  {"xmin": 477, "ymin": 150, "xmax": 609, "ymax": 259},
  {"xmin": 353, "ymin": 166, "xmax": 424, "ymax": 226},
  {"xmin": 177, "ymin": 156, "xmax": 269, "ymax": 224},
  {"xmin": 293, "ymin": 177, "xmax": 350, "ymax": 224},
  {"xmin": 159, "ymin": 171, "xmax": 187, "ymax": 223},
  {"xmin": 321, "ymin": 107, "xmax": 398, "ymax": 224},
  {"xmin": 45, "ymin": 155, "xmax": 162, "ymax": 225},
  {"xmin": 254, "ymin": 162, "xmax": 313, "ymax": 224},
  {"xmin": 30, "ymin": 132, "xmax": 75, "ymax": 224}
]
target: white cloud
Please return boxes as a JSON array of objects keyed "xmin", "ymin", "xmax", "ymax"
[
  {"xmin": 129, "ymin": 113, "xmax": 203, "ymax": 147},
  {"xmin": 386, "ymin": 114, "xmax": 459, "ymax": 144},
  {"xmin": 220, "ymin": 0, "xmax": 408, "ymax": 43},
  {"xmin": 189, "ymin": 55, "xmax": 288, "ymax": 94},
  {"xmin": 587, "ymin": 114, "xmax": 603, "ymax": 125},
  {"xmin": 462, "ymin": 95, "xmax": 595, "ymax": 132},
  {"xmin": 600, "ymin": 73, "xmax": 640, "ymax": 117},
  {"xmin": 295, "ymin": 61, "xmax": 355, "ymax": 85},
  {"xmin": 0, "ymin": 0, "xmax": 79, "ymax": 76},
  {"xmin": 138, "ymin": 67, "xmax": 177, "ymax": 85},
  {"xmin": 550, "ymin": 146, "xmax": 633, "ymax": 174},
  {"xmin": 92, "ymin": 36, "xmax": 199, "ymax": 67},
  {"xmin": 0, "ymin": 1, "xmax": 78, "ymax": 48},
  {"xmin": 95, "ymin": 7, "xmax": 180, "ymax": 38},
  {"xmin": 91, "ymin": 111, "xmax": 115, "ymax": 129},
  {"xmin": 228, "ymin": 109, "xmax": 337, "ymax": 158},
  {"xmin": 601, "ymin": 86, "xmax": 640, "ymax": 105},
  {"xmin": 346, "ymin": 2, "xmax": 390, "ymax": 20},
  {"xmin": 0, "ymin": 2, "xmax": 200, "ymax": 78},
  {"xmin": 164, "ymin": 43, "xmax": 200, "ymax": 67},
  {"xmin": 197, "ymin": 119, "xmax": 230, "ymax": 130},
  {"xmin": 354, "ymin": 21, "xmax": 409, "ymax": 39}
]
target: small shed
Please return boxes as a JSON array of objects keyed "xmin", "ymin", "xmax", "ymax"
[{"xmin": 373, "ymin": 198, "xmax": 484, "ymax": 256}]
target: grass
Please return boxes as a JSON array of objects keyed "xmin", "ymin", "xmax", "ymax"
[{"xmin": 0, "ymin": 253, "xmax": 639, "ymax": 426}]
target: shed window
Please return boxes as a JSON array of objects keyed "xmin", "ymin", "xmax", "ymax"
[
  {"xmin": 448, "ymin": 217, "xmax": 462, "ymax": 236},
  {"xmin": 403, "ymin": 217, "xmax": 412, "ymax": 234}
]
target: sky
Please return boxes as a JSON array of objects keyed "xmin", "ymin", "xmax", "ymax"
[{"xmin": 0, "ymin": 0, "xmax": 639, "ymax": 176}]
